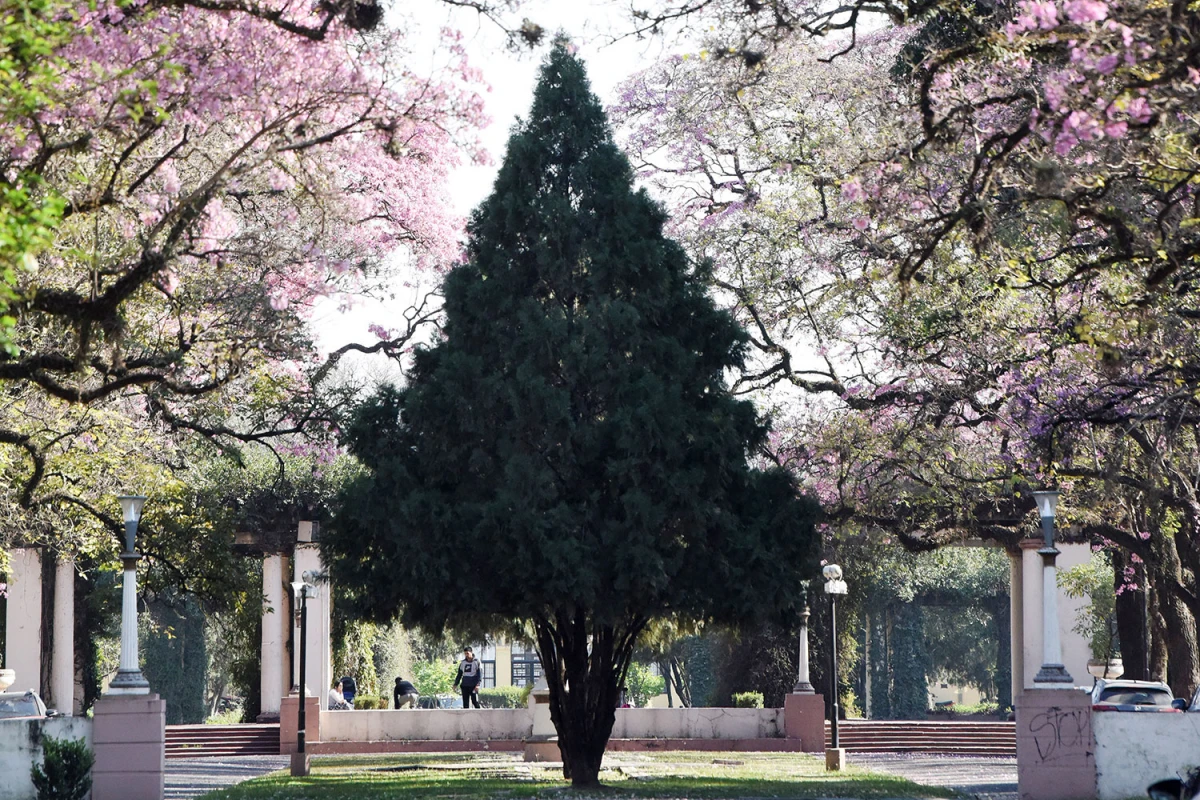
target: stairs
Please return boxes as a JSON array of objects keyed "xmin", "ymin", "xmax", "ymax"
[
  {"xmin": 825, "ymin": 720, "xmax": 1016, "ymax": 756},
  {"xmin": 165, "ymin": 724, "xmax": 280, "ymax": 758}
]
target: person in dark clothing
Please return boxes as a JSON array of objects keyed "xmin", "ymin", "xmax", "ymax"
[
  {"xmin": 339, "ymin": 675, "xmax": 357, "ymax": 705},
  {"xmin": 452, "ymin": 646, "xmax": 483, "ymax": 708},
  {"xmin": 394, "ymin": 676, "xmax": 419, "ymax": 709}
]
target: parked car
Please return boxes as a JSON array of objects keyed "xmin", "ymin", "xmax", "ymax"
[
  {"xmin": 1091, "ymin": 679, "xmax": 1180, "ymax": 712},
  {"xmin": 1182, "ymin": 685, "xmax": 1200, "ymax": 712},
  {"xmin": 0, "ymin": 691, "xmax": 49, "ymax": 720}
]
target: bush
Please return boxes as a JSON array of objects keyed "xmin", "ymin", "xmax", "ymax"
[
  {"xmin": 732, "ymin": 692, "xmax": 764, "ymax": 709},
  {"xmin": 354, "ymin": 695, "xmax": 389, "ymax": 710},
  {"xmin": 31, "ymin": 735, "xmax": 93, "ymax": 800},
  {"xmin": 477, "ymin": 686, "xmax": 526, "ymax": 708},
  {"xmin": 625, "ymin": 662, "xmax": 665, "ymax": 708}
]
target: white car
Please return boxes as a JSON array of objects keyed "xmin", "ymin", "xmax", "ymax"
[{"xmin": 0, "ymin": 691, "xmax": 49, "ymax": 721}]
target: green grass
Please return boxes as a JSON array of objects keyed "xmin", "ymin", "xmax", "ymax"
[{"xmin": 199, "ymin": 751, "xmax": 961, "ymax": 799}]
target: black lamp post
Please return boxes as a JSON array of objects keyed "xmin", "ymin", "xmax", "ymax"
[
  {"xmin": 823, "ymin": 564, "xmax": 848, "ymax": 758},
  {"xmin": 290, "ymin": 575, "xmax": 317, "ymax": 776}
]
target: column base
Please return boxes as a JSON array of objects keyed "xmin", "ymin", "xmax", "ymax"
[
  {"xmin": 290, "ymin": 753, "xmax": 311, "ymax": 776},
  {"xmin": 825, "ymin": 747, "xmax": 846, "ymax": 771},
  {"xmin": 1033, "ymin": 664, "xmax": 1075, "ymax": 684},
  {"xmin": 792, "ymin": 682, "xmax": 815, "ymax": 694},
  {"xmin": 523, "ymin": 738, "xmax": 560, "ymax": 762},
  {"xmin": 108, "ymin": 669, "xmax": 151, "ymax": 695}
]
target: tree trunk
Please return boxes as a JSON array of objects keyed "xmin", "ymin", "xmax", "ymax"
[
  {"xmin": 1112, "ymin": 550, "xmax": 1149, "ymax": 681},
  {"xmin": 668, "ymin": 656, "xmax": 691, "ymax": 708},
  {"xmin": 534, "ymin": 609, "xmax": 647, "ymax": 787},
  {"xmin": 1149, "ymin": 583, "xmax": 1170, "ymax": 682},
  {"xmin": 1153, "ymin": 538, "xmax": 1200, "ymax": 698}
]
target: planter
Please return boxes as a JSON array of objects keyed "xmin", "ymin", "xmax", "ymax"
[
  {"xmin": 1087, "ymin": 658, "xmax": 1123, "ymax": 680},
  {"xmin": 0, "ymin": 669, "xmax": 14, "ymax": 691}
]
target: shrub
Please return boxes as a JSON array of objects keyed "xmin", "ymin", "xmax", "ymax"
[
  {"xmin": 354, "ymin": 695, "xmax": 388, "ymax": 710},
  {"xmin": 732, "ymin": 692, "xmax": 764, "ymax": 709},
  {"xmin": 477, "ymin": 686, "xmax": 526, "ymax": 708},
  {"xmin": 31, "ymin": 735, "xmax": 93, "ymax": 800},
  {"xmin": 625, "ymin": 662, "xmax": 665, "ymax": 708}
]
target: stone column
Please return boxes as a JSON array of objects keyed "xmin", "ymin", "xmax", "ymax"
[
  {"xmin": 293, "ymin": 521, "xmax": 330, "ymax": 708},
  {"xmin": 1010, "ymin": 550, "xmax": 1025, "ymax": 699},
  {"xmin": 4, "ymin": 548, "xmax": 43, "ymax": 694},
  {"xmin": 51, "ymin": 555, "xmax": 75, "ymax": 714},
  {"xmin": 1021, "ymin": 540, "xmax": 1043, "ymax": 690},
  {"xmin": 260, "ymin": 554, "xmax": 285, "ymax": 718}
]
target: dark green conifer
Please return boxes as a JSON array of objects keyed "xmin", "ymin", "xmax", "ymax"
[{"xmin": 324, "ymin": 39, "xmax": 819, "ymax": 786}]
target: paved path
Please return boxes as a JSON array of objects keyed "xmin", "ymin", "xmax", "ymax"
[
  {"xmin": 165, "ymin": 755, "xmax": 290, "ymax": 799},
  {"xmin": 164, "ymin": 751, "xmax": 1017, "ymax": 800},
  {"xmin": 852, "ymin": 753, "xmax": 1017, "ymax": 800}
]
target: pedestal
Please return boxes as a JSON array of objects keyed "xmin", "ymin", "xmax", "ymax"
[
  {"xmin": 280, "ymin": 694, "xmax": 321, "ymax": 755},
  {"xmin": 92, "ymin": 693, "xmax": 165, "ymax": 800},
  {"xmin": 784, "ymin": 693, "xmax": 827, "ymax": 753},
  {"xmin": 825, "ymin": 747, "xmax": 846, "ymax": 771},
  {"xmin": 1015, "ymin": 689, "xmax": 1096, "ymax": 800},
  {"xmin": 290, "ymin": 752, "xmax": 311, "ymax": 776},
  {"xmin": 523, "ymin": 682, "xmax": 559, "ymax": 762}
]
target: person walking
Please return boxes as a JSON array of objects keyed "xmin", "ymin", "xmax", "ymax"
[
  {"xmin": 452, "ymin": 646, "xmax": 483, "ymax": 708},
  {"xmin": 394, "ymin": 676, "xmax": 419, "ymax": 709}
]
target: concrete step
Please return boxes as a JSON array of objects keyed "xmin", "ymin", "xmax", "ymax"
[{"xmin": 165, "ymin": 724, "xmax": 279, "ymax": 759}]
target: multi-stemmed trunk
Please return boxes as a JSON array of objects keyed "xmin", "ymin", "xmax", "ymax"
[{"xmin": 533, "ymin": 609, "xmax": 647, "ymax": 787}]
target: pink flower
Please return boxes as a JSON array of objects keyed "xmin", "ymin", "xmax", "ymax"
[
  {"xmin": 852, "ymin": 216, "xmax": 871, "ymax": 231},
  {"xmin": 1064, "ymin": 0, "xmax": 1107, "ymax": 23},
  {"xmin": 841, "ymin": 178, "xmax": 866, "ymax": 203},
  {"xmin": 1103, "ymin": 120, "xmax": 1127, "ymax": 138},
  {"xmin": 1126, "ymin": 96, "xmax": 1153, "ymax": 124}
]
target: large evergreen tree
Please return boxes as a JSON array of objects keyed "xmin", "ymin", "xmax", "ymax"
[{"xmin": 324, "ymin": 40, "xmax": 819, "ymax": 787}]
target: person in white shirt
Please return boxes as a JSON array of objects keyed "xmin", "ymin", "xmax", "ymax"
[
  {"xmin": 327, "ymin": 680, "xmax": 351, "ymax": 710},
  {"xmin": 452, "ymin": 647, "xmax": 483, "ymax": 708}
]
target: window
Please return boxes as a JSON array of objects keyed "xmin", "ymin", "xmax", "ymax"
[
  {"xmin": 482, "ymin": 661, "xmax": 496, "ymax": 688},
  {"xmin": 511, "ymin": 643, "xmax": 542, "ymax": 687}
]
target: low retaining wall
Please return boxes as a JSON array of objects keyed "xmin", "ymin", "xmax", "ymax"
[
  {"xmin": 318, "ymin": 706, "xmax": 784, "ymax": 744},
  {"xmin": 320, "ymin": 708, "xmax": 533, "ymax": 742},
  {"xmin": 1094, "ymin": 712, "xmax": 1200, "ymax": 800},
  {"xmin": 611, "ymin": 707, "xmax": 783, "ymax": 739},
  {"xmin": 0, "ymin": 716, "xmax": 92, "ymax": 800}
]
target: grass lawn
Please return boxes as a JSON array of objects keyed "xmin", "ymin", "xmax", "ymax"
[{"xmin": 199, "ymin": 751, "xmax": 962, "ymax": 799}]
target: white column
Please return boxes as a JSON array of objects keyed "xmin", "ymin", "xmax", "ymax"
[
  {"xmin": 293, "ymin": 522, "xmax": 331, "ymax": 708},
  {"xmin": 1009, "ymin": 551, "xmax": 1024, "ymax": 697},
  {"xmin": 4, "ymin": 548, "xmax": 42, "ymax": 693},
  {"xmin": 794, "ymin": 605, "xmax": 814, "ymax": 693},
  {"xmin": 260, "ymin": 555, "xmax": 284, "ymax": 715},
  {"xmin": 1021, "ymin": 543, "xmax": 1042, "ymax": 689},
  {"xmin": 51, "ymin": 556, "xmax": 75, "ymax": 714}
]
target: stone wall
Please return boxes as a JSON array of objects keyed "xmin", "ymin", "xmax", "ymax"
[
  {"xmin": 611, "ymin": 707, "xmax": 784, "ymax": 740},
  {"xmin": 317, "ymin": 706, "xmax": 786, "ymax": 744},
  {"xmin": 319, "ymin": 708, "xmax": 534, "ymax": 742},
  {"xmin": 1093, "ymin": 712, "xmax": 1200, "ymax": 800},
  {"xmin": 0, "ymin": 716, "xmax": 92, "ymax": 800}
]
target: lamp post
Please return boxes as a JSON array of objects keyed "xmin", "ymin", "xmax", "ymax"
[
  {"xmin": 823, "ymin": 564, "xmax": 848, "ymax": 768},
  {"xmin": 290, "ymin": 574, "xmax": 317, "ymax": 777},
  {"xmin": 109, "ymin": 495, "xmax": 150, "ymax": 695},
  {"xmin": 794, "ymin": 583, "xmax": 815, "ymax": 694},
  {"xmin": 1032, "ymin": 490, "xmax": 1073, "ymax": 684}
]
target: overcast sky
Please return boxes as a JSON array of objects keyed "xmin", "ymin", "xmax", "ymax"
[{"xmin": 310, "ymin": 1, "xmax": 682, "ymax": 362}]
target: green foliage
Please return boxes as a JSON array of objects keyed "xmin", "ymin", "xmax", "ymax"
[
  {"xmin": 477, "ymin": 686, "xmax": 527, "ymax": 708},
  {"xmin": 324, "ymin": 40, "xmax": 820, "ymax": 785},
  {"xmin": 411, "ymin": 660, "xmax": 456, "ymax": 697},
  {"xmin": 1060, "ymin": 551, "xmax": 1119, "ymax": 660},
  {"xmin": 354, "ymin": 695, "xmax": 388, "ymax": 710},
  {"xmin": 31, "ymin": 735, "xmax": 93, "ymax": 800},
  {"xmin": 333, "ymin": 620, "xmax": 381, "ymax": 697},
  {"xmin": 732, "ymin": 691, "xmax": 764, "ymax": 709},
  {"xmin": 888, "ymin": 604, "xmax": 930, "ymax": 719},
  {"xmin": 0, "ymin": 0, "xmax": 74, "ymax": 354},
  {"xmin": 142, "ymin": 596, "xmax": 207, "ymax": 724},
  {"xmin": 624, "ymin": 662, "xmax": 665, "ymax": 708}
]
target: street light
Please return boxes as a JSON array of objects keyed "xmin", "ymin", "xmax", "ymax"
[
  {"xmin": 794, "ymin": 583, "xmax": 815, "ymax": 694},
  {"xmin": 109, "ymin": 495, "xmax": 149, "ymax": 695},
  {"xmin": 290, "ymin": 574, "xmax": 318, "ymax": 777},
  {"xmin": 823, "ymin": 563, "xmax": 848, "ymax": 764},
  {"xmin": 1032, "ymin": 490, "xmax": 1073, "ymax": 684}
]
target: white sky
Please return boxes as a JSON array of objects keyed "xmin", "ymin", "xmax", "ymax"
[{"xmin": 310, "ymin": 1, "xmax": 683, "ymax": 365}]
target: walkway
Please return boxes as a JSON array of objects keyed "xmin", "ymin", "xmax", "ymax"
[
  {"xmin": 165, "ymin": 754, "xmax": 289, "ymax": 799},
  {"xmin": 164, "ymin": 751, "xmax": 1018, "ymax": 800},
  {"xmin": 852, "ymin": 753, "xmax": 1017, "ymax": 800}
]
